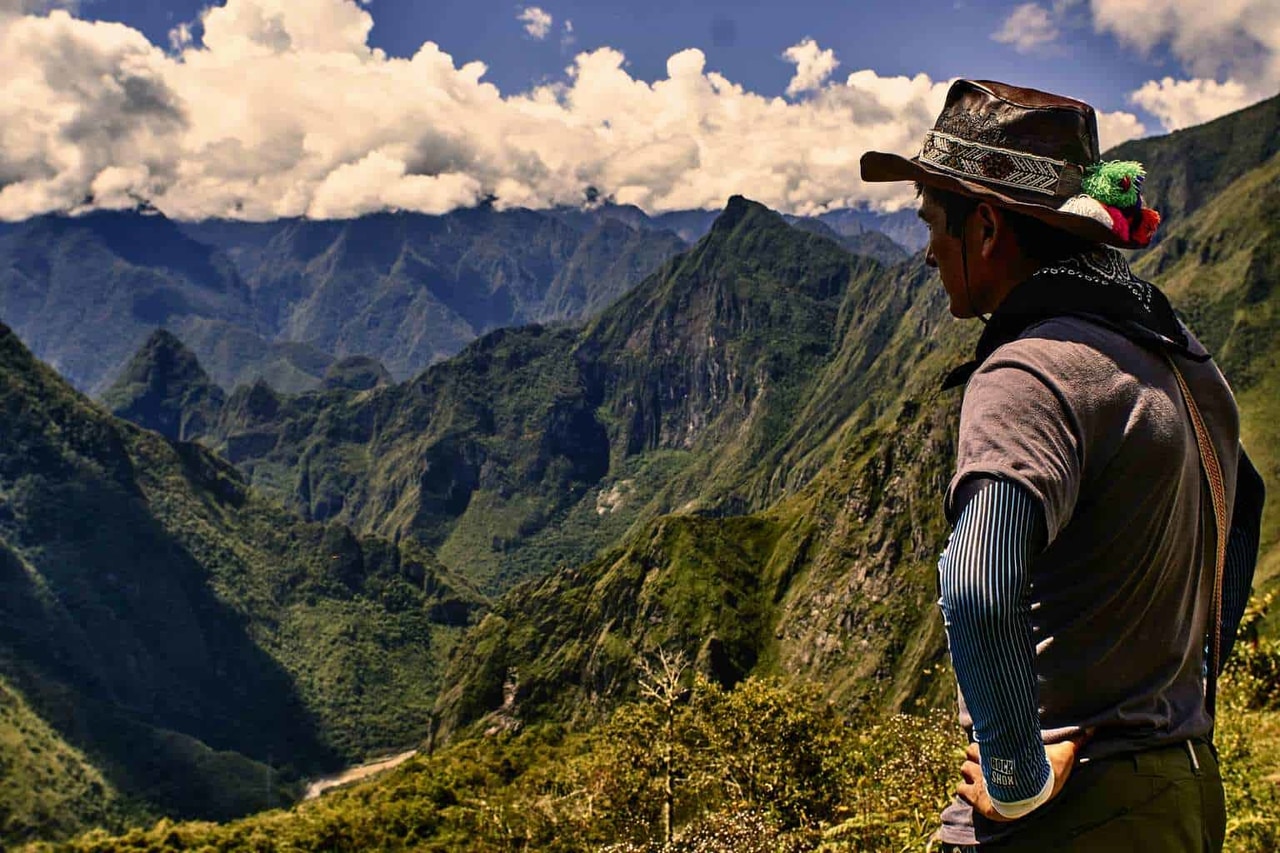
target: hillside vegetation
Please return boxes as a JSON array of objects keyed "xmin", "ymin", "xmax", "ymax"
[
  {"xmin": 0, "ymin": 323, "xmax": 481, "ymax": 841},
  {"xmin": 0, "ymin": 206, "xmax": 687, "ymax": 395},
  {"xmin": 25, "ymin": 657, "xmax": 1280, "ymax": 853}
]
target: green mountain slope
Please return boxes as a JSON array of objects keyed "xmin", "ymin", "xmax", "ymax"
[
  {"xmin": 146, "ymin": 200, "xmax": 900, "ymax": 597},
  {"xmin": 1107, "ymin": 92, "xmax": 1280, "ymax": 230},
  {"xmin": 0, "ymin": 323, "xmax": 482, "ymax": 844},
  {"xmin": 0, "ymin": 670, "xmax": 124, "ymax": 847},
  {"xmin": 1133, "ymin": 150, "xmax": 1280, "ymax": 601},
  {"xmin": 100, "ymin": 330, "xmax": 227, "ymax": 442},
  {"xmin": 435, "ymin": 108, "xmax": 1280, "ymax": 734},
  {"xmin": 432, "ymin": 257, "xmax": 966, "ymax": 736}
]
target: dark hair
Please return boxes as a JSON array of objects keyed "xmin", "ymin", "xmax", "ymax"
[{"xmin": 916, "ymin": 183, "xmax": 1090, "ymax": 263}]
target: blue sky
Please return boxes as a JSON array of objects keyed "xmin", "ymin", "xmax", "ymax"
[
  {"xmin": 78, "ymin": 0, "xmax": 1191, "ymax": 123},
  {"xmin": 0, "ymin": 0, "xmax": 1273, "ymax": 221}
]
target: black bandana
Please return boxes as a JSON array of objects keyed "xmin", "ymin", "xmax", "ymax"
[{"xmin": 942, "ymin": 247, "xmax": 1208, "ymax": 390}]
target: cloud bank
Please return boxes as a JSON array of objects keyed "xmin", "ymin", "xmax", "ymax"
[
  {"xmin": 1089, "ymin": 0, "xmax": 1280, "ymax": 130},
  {"xmin": 992, "ymin": 0, "xmax": 1279, "ymax": 131},
  {"xmin": 0, "ymin": 0, "xmax": 1151, "ymax": 222}
]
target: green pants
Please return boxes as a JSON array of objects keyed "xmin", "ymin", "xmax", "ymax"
[{"xmin": 977, "ymin": 738, "xmax": 1226, "ymax": 852}]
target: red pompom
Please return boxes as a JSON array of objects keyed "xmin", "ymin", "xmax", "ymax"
[
  {"xmin": 1132, "ymin": 208, "xmax": 1162, "ymax": 247},
  {"xmin": 1105, "ymin": 205, "xmax": 1130, "ymax": 242}
]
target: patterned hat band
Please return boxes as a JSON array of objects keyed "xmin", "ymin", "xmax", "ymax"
[{"xmin": 919, "ymin": 130, "xmax": 1086, "ymax": 200}]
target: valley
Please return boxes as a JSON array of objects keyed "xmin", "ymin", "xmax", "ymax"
[{"xmin": 1, "ymin": 92, "xmax": 1279, "ymax": 851}]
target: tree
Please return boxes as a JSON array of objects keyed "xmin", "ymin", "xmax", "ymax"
[{"xmin": 637, "ymin": 648, "xmax": 691, "ymax": 845}]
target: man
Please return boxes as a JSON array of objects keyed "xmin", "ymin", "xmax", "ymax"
[{"xmin": 860, "ymin": 80, "xmax": 1265, "ymax": 850}]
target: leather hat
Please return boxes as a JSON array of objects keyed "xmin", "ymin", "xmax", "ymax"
[{"xmin": 861, "ymin": 79, "xmax": 1155, "ymax": 248}]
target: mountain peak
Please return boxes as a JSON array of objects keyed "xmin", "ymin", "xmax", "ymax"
[
  {"xmin": 321, "ymin": 355, "xmax": 393, "ymax": 392},
  {"xmin": 101, "ymin": 330, "xmax": 225, "ymax": 442},
  {"xmin": 710, "ymin": 195, "xmax": 777, "ymax": 235}
]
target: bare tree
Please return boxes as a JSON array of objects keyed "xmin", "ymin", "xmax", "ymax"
[{"xmin": 637, "ymin": 649, "xmax": 690, "ymax": 845}]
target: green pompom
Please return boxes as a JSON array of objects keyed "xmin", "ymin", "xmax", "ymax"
[{"xmin": 1082, "ymin": 160, "xmax": 1145, "ymax": 208}]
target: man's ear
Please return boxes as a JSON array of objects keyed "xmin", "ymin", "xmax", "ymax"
[{"xmin": 975, "ymin": 202, "xmax": 1001, "ymax": 259}]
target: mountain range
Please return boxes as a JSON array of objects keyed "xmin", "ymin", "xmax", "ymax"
[
  {"xmin": 0, "ymin": 201, "xmax": 922, "ymax": 400},
  {"xmin": 102, "ymin": 92, "xmax": 1280, "ymax": 736},
  {"xmin": 0, "ymin": 93, "xmax": 1277, "ymax": 847}
]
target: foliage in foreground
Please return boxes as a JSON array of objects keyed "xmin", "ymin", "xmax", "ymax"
[
  {"xmin": 27, "ymin": 617, "xmax": 1280, "ymax": 850},
  {"xmin": 31, "ymin": 636, "xmax": 1280, "ymax": 853},
  {"xmin": 29, "ymin": 674, "xmax": 957, "ymax": 853}
]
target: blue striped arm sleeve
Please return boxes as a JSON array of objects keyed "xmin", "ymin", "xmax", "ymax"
[
  {"xmin": 1221, "ymin": 449, "xmax": 1265, "ymax": 668},
  {"xmin": 939, "ymin": 479, "xmax": 1051, "ymax": 811}
]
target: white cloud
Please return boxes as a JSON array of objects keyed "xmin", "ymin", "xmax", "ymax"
[
  {"xmin": 0, "ymin": 11, "xmax": 184, "ymax": 218},
  {"xmin": 1095, "ymin": 108, "xmax": 1147, "ymax": 149},
  {"xmin": 517, "ymin": 6, "xmax": 552, "ymax": 40},
  {"xmin": 168, "ymin": 20, "xmax": 194, "ymax": 52},
  {"xmin": 0, "ymin": 0, "xmax": 1153, "ymax": 223},
  {"xmin": 0, "ymin": 0, "xmax": 75, "ymax": 15},
  {"xmin": 1089, "ymin": 0, "xmax": 1280, "ymax": 130},
  {"xmin": 308, "ymin": 150, "xmax": 483, "ymax": 218},
  {"xmin": 1128, "ymin": 77, "xmax": 1257, "ymax": 131},
  {"xmin": 783, "ymin": 38, "xmax": 839, "ymax": 96},
  {"xmin": 992, "ymin": 3, "xmax": 1060, "ymax": 53}
]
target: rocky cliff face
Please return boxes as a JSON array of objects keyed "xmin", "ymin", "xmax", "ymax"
[{"xmin": 583, "ymin": 197, "xmax": 868, "ymax": 457}]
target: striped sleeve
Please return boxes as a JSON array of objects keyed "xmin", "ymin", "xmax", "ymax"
[
  {"xmin": 1221, "ymin": 449, "xmax": 1265, "ymax": 668},
  {"xmin": 939, "ymin": 479, "xmax": 1052, "ymax": 813}
]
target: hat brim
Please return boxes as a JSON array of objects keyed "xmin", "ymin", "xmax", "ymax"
[{"xmin": 860, "ymin": 150, "xmax": 1141, "ymax": 249}]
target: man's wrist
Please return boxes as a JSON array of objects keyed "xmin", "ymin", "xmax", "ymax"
[{"xmin": 989, "ymin": 750, "xmax": 1055, "ymax": 819}]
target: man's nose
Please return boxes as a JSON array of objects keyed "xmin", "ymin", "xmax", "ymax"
[{"xmin": 925, "ymin": 247, "xmax": 937, "ymax": 268}]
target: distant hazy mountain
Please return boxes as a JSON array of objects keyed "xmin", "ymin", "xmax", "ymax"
[
  {"xmin": 1, "ymin": 198, "xmax": 921, "ymax": 400},
  {"xmin": 0, "ymin": 211, "xmax": 256, "ymax": 393},
  {"xmin": 818, "ymin": 207, "xmax": 929, "ymax": 252},
  {"xmin": 786, "ymin": 216, "xmax": 910, "ymax": 265}
]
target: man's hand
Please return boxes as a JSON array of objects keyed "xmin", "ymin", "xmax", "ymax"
[{"xmin": 957, "ymin": 736, "xmax": 1088, "ymax": 822}]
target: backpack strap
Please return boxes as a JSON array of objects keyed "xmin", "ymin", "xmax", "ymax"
[{"xmin": 1166, "ymin": 355, "xmax": 1228, "ymax": 717}]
